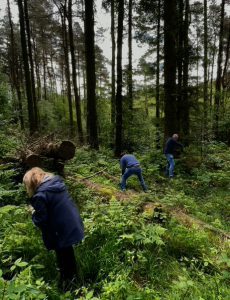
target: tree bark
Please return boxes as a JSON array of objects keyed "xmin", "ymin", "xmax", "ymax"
[
  {"xmin": 222, "ymin": 25, "xmax": 230, "ymax": 91},
  {"xmin": 177, "ymin": 0, "xmax": 184, "ymax": 133},
  {"xmin": 214, "ymin": 0, "xmax": 226, "ymax": 137},
  {"xmin": 7, "ymin": 0, "xmax": 24, "ymax": 130},
  {"xmin": 155, "ymin": 0, "xmax": 161, "ymax": 149},
  {"xmin": 115, "ymin": 0, "xmax": 124, "ymax": 156},
  {"xmin": 127, "ymin": 0, "xmax": 133, "ymax": 111},
  {"xmin": 32, "ymin": 35, "xmax": 41, "ymax": 101},
  {"xmin": 17, "ymin": 0, "xmax": 36, "ymax": 134},
  {"xmin": 164, "ymin": 0, "xmax": 177, "ymax": 139},
  {"xmin": 68, "ymin": 0, "xmax": 84, "ymax": 143},
  {"xmin": 42, "ymin": 48, "xmax": 47, "ymax": 100},
  {"xmin": 181, "ymin": 0, "xmax": 190, "ymax": 141},
  {"xmin": 209, "ymin": 34, "xmax": 217, "ymax": 110},
  {"xmin": 61, "ymin": 4, "xmax": 74, "ymax": 137},
  {"xmin": 203, "ymin": 0, "xmax": 208, "ymax": 125},
  {"xmin": 84, "ymin": 0, "xmax": 99, "ymax": 149},
  {"xmin": 24, "ymin": 0, "xmax": 38, "ymax": 129},
  {"xmin": 111, "ymin": 0, "xmax": 116, "ymax": 136}
]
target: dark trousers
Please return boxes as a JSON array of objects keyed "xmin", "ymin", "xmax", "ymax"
[{"xmin": 55, "ymin": 246, "xmax": 77, "ymax": 283}]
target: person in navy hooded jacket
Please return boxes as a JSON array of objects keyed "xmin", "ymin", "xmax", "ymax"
[
  {"xmin": 120, "ymin": 153, "xmax": 147, "ymax": 192},
  {"xmin": 164, "ymin": 133, "xmax": 183, "ymax": 178},
  {"xmin": 23, "ymin": 167, "xmax": 84, "ymax": 288}
]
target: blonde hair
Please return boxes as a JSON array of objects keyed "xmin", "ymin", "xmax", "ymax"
[{"xmin": 23, "ymin": 167, "xmax": 54, "ymax": 197}]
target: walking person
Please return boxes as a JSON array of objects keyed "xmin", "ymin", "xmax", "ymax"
[
  {"xmin": 164, "ymin": 134, "xmax": 183, "ymax": 178},
  {"xmin": 23, "ymin": 167, "xmax": 84, "ymax": 290},
  {"xmin": 120, "ymin": 153, "xmax": 147, "ymax": 192}
]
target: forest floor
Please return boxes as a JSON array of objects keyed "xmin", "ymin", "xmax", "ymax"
[
  {"xmin": 70, "ymin": 172, "xmax": 230, "ymax": 240},
  {"xmin": 0, "ymin": 143, "xmax": 230, "ymax": 299}
]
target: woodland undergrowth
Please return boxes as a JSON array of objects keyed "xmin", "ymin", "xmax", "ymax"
[{"xmin": 0, "ymin": 131, "xmax": 229, "ymax": 299}]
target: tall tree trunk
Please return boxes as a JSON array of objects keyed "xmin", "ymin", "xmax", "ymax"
[
  {"xmin": 155, "ymin": 0, "xmax": 161, "ymax": 149},
  {"xmin": 32, "ymin": 35, "xmax": 41, "ymax": 101},
  {"xmin": 42, "ymin": 49, "xmax": 47, "ymax": 100},
  {"xmin": 203, "ymin": 0, "xmax": 208, "ymax": 125},
  {"xmin": 177, "ymin": 0, "xmax": 184, "ymax": 133},
  {"xmin": 214, "ymin": 0, "xmax": 226, "ymax": 137},
  {"xmin": 50, "ymin": 53, "xmax": 57, "ymax": 94},
  {"xmin": 111, "ymin": 0, "xmax": 116, "ymax": 136},
  {"xmin": 115, "ymin": 0, "xmax": 124, "ymax": 156},
  {"xmin": 77, "ymin": 50, "xmax": 81, "ymax": 99},
  {"xmin": 24, "ymin": 0, "xmax": 38, "ymax": 129},
  {"xmin": 17, "ymin": 0, "xmax": 35, "ymax": 134},
  {"xmin": 222, "ymin": 25, "xmax": 230, "ymax": 91},
  {"xmin": 7, "ymin": 0, "xmax": 24, "ymax": 129},
  {"xmin": 164, "ymin": 0, "xmax": 177, "ymax": 139},
  {"xmin": 144, "ymin": 73, "xmax": 148, "ymax": 116},
  {"xmin": 221, "ymin": 25, "xmax": 230, "ymax": 111},
  {"xmin": 127, "ymin": 0, "xmax": 133, "ymax": 111},
  {"xmin": 196, "ymin": 28, "xmax": 199, "ymax": 103},
  {"xmin": 61, "ymin": 7, "xmax": 74, "ymax": 137},
  {"xmin": 68, "ymin": 0, "xmax": 84, "ymax": 143},
  {"xmin": 209, "ymin": 34, "xmax": 217, "ymax": 110},
  {"xmin": 82, "ymin": 63, "xmax": 87, "ymax": 119},
  {"xmin": 181, "ymin": 0, "xmax": 190, "ymax": 142},
  {"xmin": 84, "ymin": 0, "xmax": 99, "ymax": 149}
]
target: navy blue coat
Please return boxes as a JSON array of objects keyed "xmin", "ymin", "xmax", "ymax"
[
  {"xmin": 164, "ymin": 138, "xmax": 183, "ymax": 155},
  {"xmin": 30, "ymin": 176, "xmax": 84, "ymax": 250}
]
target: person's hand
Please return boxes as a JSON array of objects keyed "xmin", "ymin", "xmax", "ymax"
[{"xmin": 26, "ymin": 205, "xmax": 35, "ymax": 215}]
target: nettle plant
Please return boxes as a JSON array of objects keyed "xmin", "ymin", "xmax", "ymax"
[
  {"xmin": 75, "ymin": 196, "xmax": 166, "ymax": 287},
  {"xmin": 0, "ymin": 205, "xmax": 59, "ymax": 299},
  {"xmin": 0, "ymin": 166, "xmax": 28, "ymax": 206}
]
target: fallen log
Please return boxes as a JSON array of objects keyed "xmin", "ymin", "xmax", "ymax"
[
  {"xmin": 22, "ymin": 140, "xmax": 76, "ymax": 168},
  {"xmin": 25, "ymin": 153, "xmax": 42, "ymax": 167},
  {"xmin": 15, "ymin": 139, "xmax": 76, "ymax": 179},
  {"xmin": 0, "ymin": 138, "xmax": 76, "ymax": 183},
  {"xmin": 25, "ymin": 140, "xmax": 76, "ymax": 161}
]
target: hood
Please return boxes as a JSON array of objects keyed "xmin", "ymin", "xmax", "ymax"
[{"xmin": 36, "ymin": 175, "xmax": 66, "ymax": 193}]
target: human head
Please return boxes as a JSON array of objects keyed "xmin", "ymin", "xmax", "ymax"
[
  {"xmin": 23, "ymin": 167, "xmax": 53, "ymax": 197},
  {"xmin": 172, "ymin": 133, "xmax": 179, "ymax": 141}
]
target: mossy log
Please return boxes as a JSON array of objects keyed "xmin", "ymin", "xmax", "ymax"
[
  {"xmin": 25, "ymin": 140, "xmax": 76, "ymax": 162},
  {"xmin": 13, "ymin": 140, "xmax": 77, "ymax": 178},
  {"xmin": 22, "ymin": 140, "xmax": 75, "ymax": 166}
]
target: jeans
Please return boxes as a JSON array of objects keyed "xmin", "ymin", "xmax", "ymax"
[
  {"xmin": 55, "ymin": 246, "xmax": 77, "ymax": 283},
  {"xmin": 121, "ymin": 167, "xmax": 147, "ymax": 191},
  {"xmin": 165, "ymin": 154, "xmax": 175, "ymax": 177}
]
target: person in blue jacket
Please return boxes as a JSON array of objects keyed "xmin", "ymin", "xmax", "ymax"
[
  {"xmin": 23, "ymin": 167, "xmax": 84, "ymax": 289},
  {"xmin": 120, "ymin": 153, "xmax": 147, "ymax": 192},
  {"xmin": 164, "ymin": 134, "xmax": 183, "ymax": 178}
]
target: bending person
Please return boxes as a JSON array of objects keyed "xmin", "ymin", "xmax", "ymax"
[
  {"xmin": 23, "ymin": 167, "xmax": 84, "ymax": 290},
  {"xmin": 120, "ymin": 153, "xmax": 147, "ymax": 192}
]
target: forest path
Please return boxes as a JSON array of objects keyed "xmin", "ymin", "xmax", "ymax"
[{"xmin": 68, "ymin": 172, "xmax": 230, "ymax": 240}]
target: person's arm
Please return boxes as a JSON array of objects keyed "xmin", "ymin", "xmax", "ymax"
[
  {"xmin": 120, "ymin": 157, "xmax": 126, "ymax": 175},
  {"xmin": 30, "ymin": 194, "xmax": 48, "ymax": 229},
  {"xmin": 176, "ymin": 141, "xmax": 184, "ymax": 149},
  {"xmin": 172, "ymin": 139, "xmax": 183, "ymax": 149}
]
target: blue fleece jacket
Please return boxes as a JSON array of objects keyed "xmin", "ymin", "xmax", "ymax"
[
  {"xmin": 120, "ymin": 154, "xmax": 140, "ymax": 174},
  {"xmin": 30, "ymin": 176, "xmax": 84, "ymax": 250}
]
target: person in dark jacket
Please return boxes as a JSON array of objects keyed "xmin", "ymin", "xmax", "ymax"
[
  {"xmin": 164, "ymin": 134, "xmax": 183, "ymax": 178},
  {"xmin": 120, "ymin": 153, "xmax": 147, "ymax": 192},
  {"xmin": 23, "ymin": 167, "xmax": 84, "ymax": 289}
]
